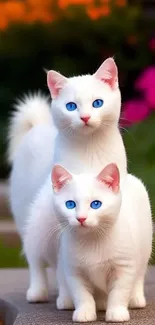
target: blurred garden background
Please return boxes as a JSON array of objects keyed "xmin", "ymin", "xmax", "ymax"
[{"xmin": 0, "ymin": 0, "xmax": 155, "ymax": 267}]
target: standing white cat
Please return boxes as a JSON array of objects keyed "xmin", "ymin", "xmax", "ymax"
[
  {"xmin": 9, "ymin": 58, "xmax": 127, "ymax": 237},
  {"xmin": 24, "ymin": 163, "xmax": 152, "ymax": 322}
]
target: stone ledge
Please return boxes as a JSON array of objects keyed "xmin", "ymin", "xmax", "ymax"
[
  {"xmin": 0, "ymin": 221, "xmax": 21, "ymax": 247},
  {"xmin": 0, "ymin": 182, "xmax": 10, "ymax": 219},
  {"xmin": 0, "ymin": 267, "xmax": 155, "ymax": 325}
]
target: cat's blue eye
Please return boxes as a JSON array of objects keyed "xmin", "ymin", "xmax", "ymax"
[
  {"xmin": 90, "ymin": 200, "xmax": 102, "ymax": 209},
  {"xmin": 92, "ymin": 99, "xmax": 104, "ymax": 108},
  {"xmin": 66, "ymin": 200, "xmax": 76, "ymax": 209},
  {"xmin": 66, "ymin": 102, "xmax": 77, "ymax": 111}
]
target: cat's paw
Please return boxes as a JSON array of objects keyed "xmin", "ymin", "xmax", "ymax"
[
  {"xmin": 129, "ymin": 295, "xmax": 146, "ymax": 309},
  {"xmin": 73, "ymin": 305, "xmax": 97, "ymax": 322},
  {"xmin": 56, "ymin": 295, "xmax": 74, "ymax": 310},
  {"xmin": 106, "ymin": 306, "xmax": 130, "ymax": 322},
  {"xmin": 96, "ymin": 298, "xmax": 107, "ymax": 311},
  {"xmin": 26, "ymin": 287, "xmax": 48, "ymax": 303}
]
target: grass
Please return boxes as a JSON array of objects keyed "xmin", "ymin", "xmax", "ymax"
[{"xmin": 0, "ymin": 240, "xmax": 27, "ymax": 268}]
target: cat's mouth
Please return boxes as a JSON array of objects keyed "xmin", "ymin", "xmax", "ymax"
[
  {"xmin": 77, "ymin": 223, "xmax": 92, "ymax": 231},
  {"xmin": 82, "ymin": 122, "xmax": 94, "ymax": 130},
  {"xmin": 83, "ymin": 121, "xmax": 93, "ymax": 127},
  {"xmin": 82, "ymin": 121, "xmax": 97, "ymax": 130}
]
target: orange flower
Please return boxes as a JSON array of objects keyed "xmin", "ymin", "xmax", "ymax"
[
  {"xmin": 101, "ymin": 0, "xmax": 111, "ymax": 3},
  {"xmin": 0, "ymin": 16, "xmax": 8, "ymax": 30},
  {"xmin": 59, "ymin": 0, "xmax": 93, "ymax": 9},
  {"xmin": 87, "ymin": 5, "xmax": 110, "ymax": 19},
  {"xmin": 3, "ymin": 1, "xmax": 26, "ymax": 21},
  {"xmin": 100, "ymin": 5, "xmax": 110, "ymax": 16},
  {"xmin": 0, "ymin": 0, "xmax": 114, "ymax": 29},
  {"xmin": 27, "ymin": 0, "xmax": 52, "ymax": 9},
  {"xmin": 115, "ymin": 0, "xmax": 127, "ymax": 7},
  {"xmin": 26, "ymin": 10, "xmax": 53, "ymax": 23}
]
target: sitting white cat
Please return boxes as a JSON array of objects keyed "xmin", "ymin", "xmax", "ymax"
[{"xmin": 24, "ymin": 163, "xmax": 152, "ymax": 322}]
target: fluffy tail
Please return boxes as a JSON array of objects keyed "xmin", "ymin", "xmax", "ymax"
[{"xmin": 7, "ymin": 92, "xmax": 52, "ymax": 164}]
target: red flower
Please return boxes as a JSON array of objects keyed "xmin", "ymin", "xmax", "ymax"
[
  {"xmin": 121, "ymin": 99, "xmax": 150, "ymax": 126},
  {"xmin": 135, "ymin": 66, "xmax": 155, "ymax": 91}
]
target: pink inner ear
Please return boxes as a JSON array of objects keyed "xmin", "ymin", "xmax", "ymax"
[
  {"xmin": 52, "ymin": 165, "xmax": 72, "ymax": 192},
  {"xmin": 94, "ymin": 58, "xmax": 118, "ymax": 89},
  {"xmin": 97, "ymin": 163, "xmax": 120, "ymax": 193},
  {"xmin": 47, "ymin": 70, "xmax": 67, "ymax": 99}
]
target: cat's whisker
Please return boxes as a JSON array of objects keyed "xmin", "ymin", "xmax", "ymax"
[
  {"xmin": 45, "ymin": 224, "xmax": 63, "ymax": 244},
  {"xmin": 63, "ymin": 124, "xmax": 75, "ymax": 139},
  {"xmin": 44, "ymin": 221, "xmax": 70, "ymax": 256},
  {"xmin": 46, "ymin": 221, "xmax": 68, "ymax": 242},
  {"xmin": 61, "ymin": 123, "xmax": 73, "ymax": 135},
  {"xmin": 119, "ymin": 116, "xmax": 131, "ymax": 122}
]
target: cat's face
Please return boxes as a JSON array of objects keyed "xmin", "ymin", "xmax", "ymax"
[
  {"xmin": 47, "ymin": 58, "xmax": 121, "ymax": 136},
  {"xmin": 52, "ymin": 164, "xmax": 121, "ymax": 233}
]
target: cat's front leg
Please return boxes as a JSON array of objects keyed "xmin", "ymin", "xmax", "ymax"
[
  {"xmin": 65, "ymin": 272, "xmax": 97, "ymax": 322},
  {"xmin": 129, "ymin": 274, "xmax": 146, "ymax": 309},
  {"xmin": 56, "ymin": 260, "xmax": 74, "ymax": 310},
  {"xmin": 106, "ymin": 266, "xmax": 135, "ymax": 322},
  {"xmin": 26, "ymin": 259, "xmax": 48, "ymax": 303}
]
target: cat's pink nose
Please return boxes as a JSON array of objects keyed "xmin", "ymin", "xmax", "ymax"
[
  {"xmin": 77, "ymin": 217, "xmax": 86, "ymax": 225},
  {"xmin": 80, "ymin": 116, "xmax": 90, "ymax": 124}
]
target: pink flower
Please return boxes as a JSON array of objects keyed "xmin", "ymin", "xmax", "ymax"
[
  {"xmin": 135, "ymin": 66, "xmax": 155, "ymax": 91},
  {"xmin": 145, "ymin": 87, "xmax": 155, "ymax": 109},
  {"xmin": 121, "ymin": 99, "xmax": 150, "ymax": 126},
  {"xmin": 149, "ymin": 38, "xmax": 155, "ymax": 51}
]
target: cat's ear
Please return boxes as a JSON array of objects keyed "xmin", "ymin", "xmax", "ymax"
[
  {"xmin": 96, "ymin": 163, "xmax": 120, "ymax": 193},
  {"xmin": 94, "ymin": 58, "xmax": 118, "ymax": 89},
  {"xmin": 47, "ymin": 70, "xmax": 67, "ymax": 99},
  {"xmin": 52, "ymin": 165, "xmax": 72, "ymax": 192}
]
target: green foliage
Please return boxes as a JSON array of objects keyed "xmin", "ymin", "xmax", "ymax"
[
  {"xmin": 123, "ymin": 114, "xmax": 155, "ymax": 218},
  {"xmin": 150, "ymin": 233, "xmax": 155, "ymax": 265}
]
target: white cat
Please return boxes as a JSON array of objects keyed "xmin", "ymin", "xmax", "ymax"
[
  {"xmin": 9, "ymin": 58, "xmax": 127, "ymax": 237},
  {"xmin": 24, "ymin": 163, "xmax": 152, "ymax": 322},
  {"xmin": 47, "ymin": 57, "xmax": 127, "ymax": 177}
]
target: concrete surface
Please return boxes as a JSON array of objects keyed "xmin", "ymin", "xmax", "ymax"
[{"xmin": 0, "ymin": 267, "xmax": 155, "ymax": 325}]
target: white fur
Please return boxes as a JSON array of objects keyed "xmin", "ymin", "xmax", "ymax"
[
  {"xmin": 9, "ymin": 93, "xmax": 57, "ymax": 235},
  {"xmin": 7, "ymin": 92, "xmax": 54, "ymax": 163},
  {"xmin": 9, "ymin": 59, "xmax": 127, "ymax": 237},
  {"xmin": 24, "ymin": 170, "xmax": 152, "ymax": 322},
  {"xmin": 51, "ymin": 74, "xmax": 127, "ymax": 176}
]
